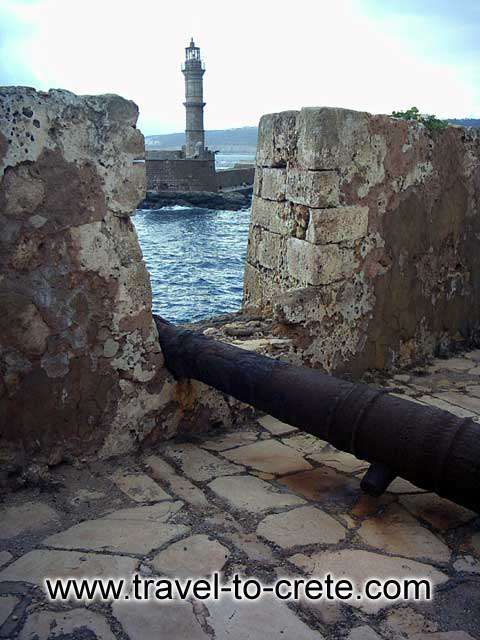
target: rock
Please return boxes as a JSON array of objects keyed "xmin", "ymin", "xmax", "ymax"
[
  {"xmin": 0, "ymin": 549, "xmax": 138, "ymax": 587},
  {"xmin": 111, "ymin": 471, "xmax": 171, "ymax": 503},
  {"xmin": 257, "ymin": 505, "xmax": 346, "ymax": 548},
  {"xmin": 140, "ymin": 189, "xmax": 251, "ymax": 211},
  {"xmin": 47, "ymin": 446, "xmax": 64, "ymax": 467},
  {"xmin": 289, "ymin": 549, "xmax": 448, "ymax": 614},
  {"xmin": 357, "ymin": 503, "xmax": 451, "ymax": 563},
  {"xmin": 18, "ymin": 608, "xmax": 116, "ymax": 640},
  {"xmin": 0, "ymin": 501, "xmax": 59, "ymax": 539},
  {"xmin": 208, "ymin": 475, "xmax": 306, "ymax": 513},
  {"xmin": 223, "ymin": 321, "xmax": 263, "ymax": 338},
  {"xmin": 163, "ymin": 443, "xmax": 244, "ymax": 482},
  {"xmin": 257, "ymin": 414, "xmax": 297, "ymax": 435},
  {"xmin": 399, "ymin": 493, "xmax": 476, "ymax": 530},
  {"xmin": 144, "ymin": 456, "xmax": 209, "ymax": 508},
  {"xmin": 206, "ymin": 595, "xmax": 323, "ymax": 640},
  {"xmin": 221, "ymin": 440, "xmax": 311, "ymax": 475},
  {"xmin": 152, "ymin": 534, "xmax": 230, "ymax": 577},
  {"xmin": 0, "ymin": 87, "xmax": 166, "ymax": 460},
  {"xmin": 393, "ymin": 373, "xmax": 411, "ymax": 383},
  {"xmin": 113, "ymin": 600, "xmax": 208, "ymax": 640}
]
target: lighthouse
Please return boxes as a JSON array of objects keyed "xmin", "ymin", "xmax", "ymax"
[{"xmin": 182, "ymin": 38, "xmax": 206, "ymax": 158}]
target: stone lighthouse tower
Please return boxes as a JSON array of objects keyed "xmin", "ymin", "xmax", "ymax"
[{"xmin": 182, "ymin": 38, "xmax": 206, "ymax": 158}]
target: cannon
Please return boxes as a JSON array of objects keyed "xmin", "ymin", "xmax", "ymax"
[{"xmin": 154, "ymin": 315, "xmax": 480, "ymax": 513}]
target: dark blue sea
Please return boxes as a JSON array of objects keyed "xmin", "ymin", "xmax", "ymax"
[{"xmin": 134, "ymin": 153, "xmax": 254, "ymax": 324}]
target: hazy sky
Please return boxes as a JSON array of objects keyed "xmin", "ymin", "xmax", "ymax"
[{"xmin": 1, "ymin": 0, "xmax": 478, "ymax": 135}]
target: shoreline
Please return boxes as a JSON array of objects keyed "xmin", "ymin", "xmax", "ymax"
[{"xmin": 139, "ymin": 188, "xmax": 252, "ymax": 211}]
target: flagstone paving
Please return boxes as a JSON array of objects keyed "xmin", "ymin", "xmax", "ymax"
[{"xmin": 1, "ymin": 351, "xmax": 480, "ymax": 638}]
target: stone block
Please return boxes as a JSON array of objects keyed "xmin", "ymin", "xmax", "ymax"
[
  {"xmin": 257, "ymin": 505, "xmax": 346, "ymax": 548},
  {"xmin": 295, "ymin": 106, "xmax": 370, "ymax": 171},
  {"xmin": 357, "ymin": 504, "xmax": 451, "ymax": 563},
  {"xmin": 0, "ymin": 549, "xmax": 138, "ymax": 587},
  {"xmin": 257, "ymin": 414, "xmax": 297, "ymax": 435},
  {"xmin": 286, "ymin": 237, "xmax": 357, "ymax": 285},
  {"xmin": 290, "ymin": 549, "xmax": 447, "ymax": 614},
  {"xmin": 112, "ymin": 600, "xmax": 208, "ymax": 640},
  {"xmin": 260, "ymin": 168, "xmax": 287, "ymax": 201},
  {"xmin": 145, "ymin": 455, "xmax": 209, "ymax": 507},
  {"xmin": 206, "ymin": 596, "xmax": 323, "ymax": 640},
  {"xmin": 306, "ymin": 205, "xmax": 369, "ymax": 244},
  {"xmin": 0, "ymin": 502, "xmax": 59, "ymax": 539},
  {"xmin": 221, "ymin": 440, "xmax": 312, "ymax": 475},
  {"xmin": 208, "ymin": 475, "xmax": 305, "ymax": 513},
  {"xmin": 44, "ymin": 514, "xmax": 188, "ymax": 554},
  {"xmin": 163, "ymin": 443, "xmax": 244, "ymax": 482},
  {"xmin": 111, "ymin": 471, "xmax": 171, "ymax": 503},
  {"xmin": 256, "ymin": 110, "xmax": 299, "ymax": 167},
  {"xmin": 250, "ymin": 197, "xmax": 290, "ymax": 235},
  {"xmin": 248, "ymin": 226, "xmax": 285, "ymax": 271},
  {"xmin": 286, "ymin": 167, "xmax": 339, "ymax": 208},
  {"xmin": 18, "ymin": 609, "xmax": 116, "ymax": 640},
  {"xmin": 152, "ymin": 534, "xmax": 230, "ymax": 577}
]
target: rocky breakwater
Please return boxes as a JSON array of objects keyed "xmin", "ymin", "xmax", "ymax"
[
  {"xmin": 0, "ymin": 87, "xmax": 248, "ymax": 471},
  {"xmin": 140, "ymin": 188, "xmax": 252, "ymax": 211},
  {"xmin": 245, "ymin": 107, "xmax": 480, "ymax": 375}
]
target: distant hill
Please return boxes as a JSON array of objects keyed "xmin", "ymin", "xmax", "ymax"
[
  {"xmin": 145, "ymin": 119, "xmax": 480, "ymax": 154},
  {"xmin": 145, "ymin": 127, "xmax": 258, "ymax": 153},
  {"xmin": 447, "ymin": 119, "xmax": 480, "ymax": 128}
]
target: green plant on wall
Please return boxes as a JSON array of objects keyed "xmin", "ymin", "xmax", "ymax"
[{"xmin": 392, "ymin": 107, "xmax": 448, "ymax": 133}]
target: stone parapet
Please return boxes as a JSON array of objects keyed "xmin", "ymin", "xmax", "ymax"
[{"xmin": 245, "ymin": 106, "xmax": 480, "ymax": 374}]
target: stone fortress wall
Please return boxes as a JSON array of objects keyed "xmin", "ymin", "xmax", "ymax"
[
  {"xmin": 145, "ymin": 150, "xmax": 255, "ymax": 193},
  {"xmin": 245, "ymin": 108, "xmax": 480, "ymax": 375},
  {"xmin": 145, "ymin": 151, "xmax": 217, "ymax": 192},
  {"xmin": 2, "ymin": 88, "xmax": 480, "ymax": 463},
  {"xmin": 0, "ymin": 88, "xmax": 248, "ymax": 462}
]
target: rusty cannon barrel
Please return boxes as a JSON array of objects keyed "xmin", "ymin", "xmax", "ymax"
[{"xmin": 154, "ymin": 315, "xmax": 480, "ymax": 513}]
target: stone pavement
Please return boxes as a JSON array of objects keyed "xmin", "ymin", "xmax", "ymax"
[{"xmin": 1, "ymin": 353, "xmax": 480, "ymax": 638}]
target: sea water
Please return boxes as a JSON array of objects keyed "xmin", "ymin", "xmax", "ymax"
[
  {"xmin": 134, "ymin": 152, "xmax": 254, "ymax": 323},
  {"xmin": 133, "ymin": 206, "xmax": 251, "ymax": 323}
]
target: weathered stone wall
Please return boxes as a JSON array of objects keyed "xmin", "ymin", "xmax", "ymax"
[
  {"xmin": 0, "ymin": 87, "xmax": 244, "ymax": 462},
  {"xmin": 216, "ymin": 167, "xmax": 255, "ymax": 190},
  {"xmin": 145, "ymin": 156, "xmax": 217, "ymax": 192},
  {"xmin": 245, "ymin": 108, "xmax": 480, "ymax": 374}
]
